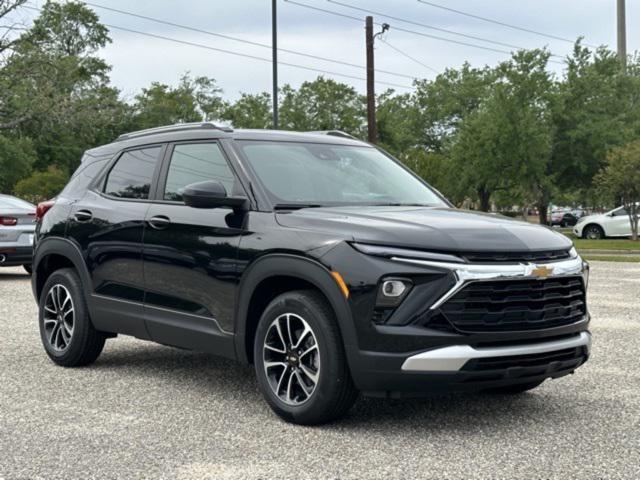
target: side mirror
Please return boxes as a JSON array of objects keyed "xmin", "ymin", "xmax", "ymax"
[{"xmin": 182, "ymin": 181, "xmax": 248, "ymax": 210}]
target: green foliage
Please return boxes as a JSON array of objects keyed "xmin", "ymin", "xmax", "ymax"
[
  {"xmin": 595, "ymin": 140, "xmax": 640, "ymax": 240},
  {"xmin": 2, "ymin": 1, "xmax": 640, "ymax": 221},
  {"xmin": 13, "ymin": 165, "xmax": 68, "ymax": 202},
  {"xmin": 221, "ymin": 92, "xmax": 272, "ymax": 129},
  {"xmin": 279, "ymin": 77, "xmax": 366, "ymax": 136},
  {"xmin": 0, "ymin": 135, "xmax": 36, "ymax": 193},
  {"xmin": 132, "ymin": 73, "xmax": 224, "ymax": 129}
]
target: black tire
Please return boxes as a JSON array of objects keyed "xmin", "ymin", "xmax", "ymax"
[
  {"xmin": 583, "ymin": 224, "xmax": 604, "ymax": 240},
  {"xmin": 38, "ymin": 268, "xmax": 106, "ymax": 367},
  {"xmin": 23, "ymin": 264, "xmax": 32, "ymax": 275},
  {"xmin": 254, "ymin": 290, "xmax": 358, "ymax": 425},
  {"xmin": 560, "ymin": 221, "xmax": 567, "ymax": 228},
  {"xmin": 484, "ymin": 380, "xmax": 543, "ymax": 394}
]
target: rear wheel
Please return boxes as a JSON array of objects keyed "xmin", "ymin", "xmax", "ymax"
[
  {"xmin": 583, "ymin": 224, "xmax": 604, "ymax": 240},
  {"xmin": 484, "ymin": 380, "xmax": 543, "ymax": 394},
  {"xmin": 39, "ymin": 268, "xmax": 106, "ymax": 367},
  {"xmin": 254, "ymin": 290, "xmax": 358, "ymax": 425},
  {"xmin": 23, "ymin": 264, "xmax": 32, "ymax": 275}
]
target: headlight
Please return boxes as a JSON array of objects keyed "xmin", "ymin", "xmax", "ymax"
[
  {"xmin": 351, "ymin": 242, "xmax": 465, "ymax": 263},
  {"xmin": 569, "ymin": 246, "xmax": 579, "ymax": 259}
]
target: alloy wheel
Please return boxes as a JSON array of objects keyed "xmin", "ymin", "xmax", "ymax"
[
  {"xmin": 263, "ymin": 313, "xmax": 320, "ymax": 405},
  {"xmin": 43, "ymin": 284, "xmax": 75, "ymax": 352},
  {"xmin": 586, "ymin": 227, "xmax": 601, "ymax": 239}
]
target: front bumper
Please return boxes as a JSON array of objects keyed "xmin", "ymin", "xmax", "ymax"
[
  {"xmin": 402, "ymin": 331, "xmax": 591, "ymax": 372},
  {"xmin": 351, "ymin": 331, "xmax": 590, "ymax": 396},
  {"xmin": 334, "ymin": 249, "xmax": 591, "ymax": 396}
]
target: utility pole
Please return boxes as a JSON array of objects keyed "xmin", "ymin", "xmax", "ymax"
[
  {"xmin": 365, "ymin": 16, "xmax": 376, "ymax": 143},
  {"xmin": 272, "ymin": 0, "xmax": 279, "ymax": 129},
  {"xmin": 365, "ymin": 18, "xmax": 389, "ymax": 144},
  {"xmin": 617, "ymin": 0, "xmax": 627, "ymax": 67}
]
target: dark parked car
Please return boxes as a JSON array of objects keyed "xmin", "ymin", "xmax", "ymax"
[
  {"xmin": 31, "ymin": 123, "xmax": 591, "ymax": 424},
  {"xmin": 0, "ymin": 194, "xmax": 36, "ymax": 273}
]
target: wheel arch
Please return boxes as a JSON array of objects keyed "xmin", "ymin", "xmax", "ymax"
[
  {"xmin": 33, "ymin": 237, "xmax": 91, "ymax": 302},
  {"xmin": 581, "ymin": 222, "xmax": 606, "ymax": 239},
  {"xmin": 234, "ymin": 254, "xmax": 357, "ymax": 367}
]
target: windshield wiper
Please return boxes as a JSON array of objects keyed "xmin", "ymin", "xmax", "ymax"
[{"xmin": 273, "ymin": 203, "xmax": 324, "ymax": 210}]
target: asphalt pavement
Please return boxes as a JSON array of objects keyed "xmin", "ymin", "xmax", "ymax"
[{"xmin": 1, "ymin": 262, "xmax": 639, "ymax": 479}]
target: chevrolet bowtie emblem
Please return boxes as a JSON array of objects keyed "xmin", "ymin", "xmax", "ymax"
[{"xmin": 531, "ymin": 265, "xmax": 554, "ymax": 279}]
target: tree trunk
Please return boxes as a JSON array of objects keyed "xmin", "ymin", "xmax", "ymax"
[
  {"xmin": 538, "ymin": 203, "xmax": 548, "ymax": 225},
  {"xmin": 478, "ymin": 187, "xmax": 491, "ymax": 212},
  {"xmin": 630, "ymin": 206, "xmax": 639, "ymax": 241}
]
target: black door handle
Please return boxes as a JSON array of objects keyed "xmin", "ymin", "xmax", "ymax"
[
  {"xmin": 148, "ymin": 215, "xmax": 171, "ymax": 230},
  {"xmin": 74, "ymin": 209, "xmax": 93, "ymax": 222}
]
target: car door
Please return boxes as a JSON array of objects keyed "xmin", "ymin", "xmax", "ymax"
[
  {"xmin": 606, "ymin": 207, "xmax": 631, "ymax": 236},
  {"xmin": 142, "ymin": 141, "xmax": 247, "ymax": 357},
  {"xmin": 66, "ymin": 144, "xmax": 165, "ymax": 339}
]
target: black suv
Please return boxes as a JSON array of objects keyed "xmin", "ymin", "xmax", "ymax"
[{"xmin": 32, "ymin": 123, "xmax": 591, "ymax": 424}]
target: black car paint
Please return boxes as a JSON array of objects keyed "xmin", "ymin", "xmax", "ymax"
[{"xmin": 32, "ymin": 128, "xmax": 589, "ymax": 396}]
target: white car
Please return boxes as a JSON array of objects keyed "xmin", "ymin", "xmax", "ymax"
[{"xmin": 573, "ymin": 204, "xmax": 639, "ymax": 239}]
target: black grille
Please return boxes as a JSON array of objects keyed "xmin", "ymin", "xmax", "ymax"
[
  {"xmin": 439, "ymin": 277, "xmax": 586, "ymax": 332},
  {"xmin": 462, "ymin": 250, "xmax": 570, "ymax": 263},
  {"xmin": 458, "ymin": 344, "xmax": 588, "ymax": 383},
  {"xmin": 462, "ymin": 347, "xmax": 583, "ymax": 372}
]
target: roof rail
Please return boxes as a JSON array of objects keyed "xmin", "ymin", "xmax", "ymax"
[
  {"xmin": 116, "ymin": 122, "xmax": 233, "ymax": 142},
  {"xmin": 309, "ymin": 130, "xmax": 357, "ymax": 140}
]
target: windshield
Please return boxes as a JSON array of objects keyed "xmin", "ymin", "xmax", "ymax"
[{"xmin": 238, "ymin": 141, "xmax": 447, "ymax": 208}]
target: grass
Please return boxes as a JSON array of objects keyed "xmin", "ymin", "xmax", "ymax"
[
  {"xmin": 582, "ymin": 255, "xmax": 640, "ymax": 263},
  {"xmin": 564, "ymin": 234, "xmax": 640, "ymax": 251}
]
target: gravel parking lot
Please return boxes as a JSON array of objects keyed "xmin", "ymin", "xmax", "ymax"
[{"xmin": 1, "ymin": 262, "xmax": 639, "ymax": 479}]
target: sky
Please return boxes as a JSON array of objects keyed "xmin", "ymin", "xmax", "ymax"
[{"xmin": 23, "ymin": 0, "xmax": 638, "ymax": 101}]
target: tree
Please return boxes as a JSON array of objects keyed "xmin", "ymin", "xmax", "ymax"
[
  {"xmin": 13, "ymin": 165, "xmax": 67, "ymax": 202},
  {"xmin": 595, "ymin": 141, "xmax": 640, "ymax": 241},
  {"xmin": 551, "ymin": 43, "xmax": 640, "ymax": 208},
  {"xmin": 279, "ymin": 77, "xmax": 366, "ymax": 136},
  {"xmin": 376, "ymin": 90, "xmax": 417, "ymax": 156},
  {"xmin": 0, "ymin": 0, "xmax": 28, "ymax": 57},
  {"xmin": 412, "ymin": 63, "xmax": 496, "ymax": 152},
  {"xmin": 222, "ymin": 92, "xmax": 272, "ymax": 129},
  {"xmin": 0, "ymin": 134, "xmax": 35, "ymax": 192},
  {"xmin": 132, "ymin": 73, "xmax": 224, "ymax": 129}
]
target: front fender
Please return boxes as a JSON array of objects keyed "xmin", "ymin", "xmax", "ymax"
[{"xmin": 233, "ymin": 253, "xmax": 358, "ymax": 368}]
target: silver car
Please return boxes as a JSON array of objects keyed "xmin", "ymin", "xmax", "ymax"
[{"xmin": 0, "ymin": 194, "xmax": 36, "ymax": 273}]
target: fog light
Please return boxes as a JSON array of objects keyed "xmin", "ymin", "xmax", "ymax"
[
  {"xmin": 382, "ymin": 280, "xmax": 407, "ymax": 297},
  {"xmin": 376, "ymin": 278, "xmax": 412, "ymax": 308}
]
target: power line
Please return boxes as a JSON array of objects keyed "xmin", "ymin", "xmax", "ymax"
[
  {"xmin": 285, "ymin": 0, "xmax": 564, "ymax": 65},
  {"xmin": 379, "ymin": 38, "xmax": 439, "ymax": 75},
  {"xmin": 416, "ymin": 0, "xmax": 598, "ymax": 49},
  {"xmin": 105, "ymin": 24, "xmax": 414, "ymax": 89},
  {"xmin": 327, "ymin": 0, "xmax": 562, "ymax": 58},
  {"xmin": 83, "ymin": 1, "xmax": 415, "ymax": 81},
  {"xmin": 22, "ymin": 5, "xmax": 414, "ymax": 89}
]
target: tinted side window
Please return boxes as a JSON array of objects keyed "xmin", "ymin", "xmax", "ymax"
[
  {"xmin": 613, "ymin": 208, "xmax": 628, "ymax": 217},
  {"xmin": 104, "ymin": 147, "xmax": 162, "ymax": 199},
  {"xmin": 164, "ymin": 143, "xmax": 236, "ymax": 201}
]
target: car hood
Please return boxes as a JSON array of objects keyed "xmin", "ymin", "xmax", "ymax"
[{"xmin": 276, "ymin": 206, "xmax": 572, "ymax": 253}]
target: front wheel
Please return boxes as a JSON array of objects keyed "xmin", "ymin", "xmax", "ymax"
[
  {"xmin": 23, "ymin": 264, "xmax": 32, "ymax": 275},
  {"xmin": 254, "ymin": 290, "xmax": 358, "ymax": 425},
  {"xmin": 583, "ymin": 224, "xmax": 604, "ymax": 240}
]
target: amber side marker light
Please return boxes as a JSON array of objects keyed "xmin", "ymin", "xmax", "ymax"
[{"xmin": 331, "ymin": 271, "xmax": 350, "ymax": 299}]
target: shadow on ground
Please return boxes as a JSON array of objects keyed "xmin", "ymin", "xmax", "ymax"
[{"xmin": 90, "ymin": 341, "xmax": 577, "ymax": 433}]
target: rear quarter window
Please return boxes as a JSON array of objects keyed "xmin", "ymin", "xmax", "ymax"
[{"xmin": 61, "ymin": 155, "xmax": 110, "ymax": 200}]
